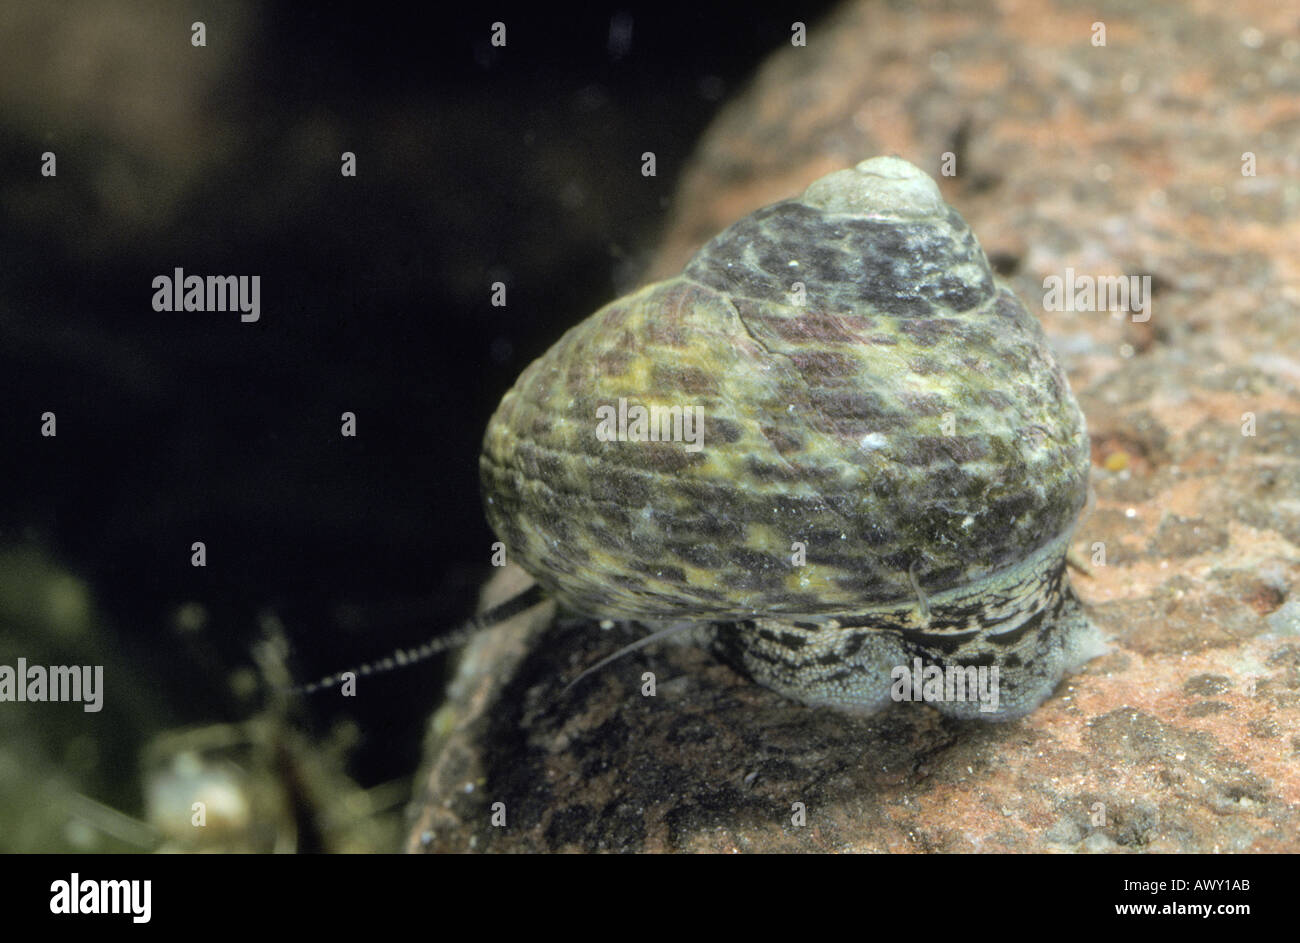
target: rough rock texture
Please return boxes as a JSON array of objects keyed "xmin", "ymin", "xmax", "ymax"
[{"xmin": 409, "ymin": 0, "xmax": 1300, "ymax": 852}]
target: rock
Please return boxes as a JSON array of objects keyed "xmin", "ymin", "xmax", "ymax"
[{"xmin": 409, "ymin": 0, "xmax": 1300, "ymax": 852}]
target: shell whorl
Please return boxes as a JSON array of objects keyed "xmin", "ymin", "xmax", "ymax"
[{"xmin": 481, "ymin": 156, "xmax": 1090, "ymax": 635}]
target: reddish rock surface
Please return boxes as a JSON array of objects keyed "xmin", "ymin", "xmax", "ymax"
[{"xmin": 409, "ymin": 0, "xmax": 1300, "ymax": 852}]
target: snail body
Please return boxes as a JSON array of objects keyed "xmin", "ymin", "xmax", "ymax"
[{"xmin": 481, "ymin": 157, "xmax": 1101, "ymax": 719}]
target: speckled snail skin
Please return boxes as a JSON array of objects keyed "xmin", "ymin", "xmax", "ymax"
[{"xmin": 481, "ymin": 156, "xmax": 1102, "ymax": 720}]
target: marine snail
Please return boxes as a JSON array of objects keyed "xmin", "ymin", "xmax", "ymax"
[{"xmin": 477, "ymin": 156, "xmax": 1101, "ymax": 720}]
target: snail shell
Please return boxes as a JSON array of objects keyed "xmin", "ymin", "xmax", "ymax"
[{"xmin": 481, "ymin": 156, "xmax": 1100, "ymax": 719}]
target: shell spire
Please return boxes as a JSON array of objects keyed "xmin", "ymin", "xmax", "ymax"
[{"xmin": 801, "ymin": 156, "xmax": 948, "ymax": 218}]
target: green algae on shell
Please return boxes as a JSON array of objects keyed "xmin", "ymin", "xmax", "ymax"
[{"xmin": 480, "ymin": 156, "xmax": 1097, "ymax": 717}]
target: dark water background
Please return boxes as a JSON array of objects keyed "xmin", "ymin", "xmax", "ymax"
[{"xmin": 0, "ymin": 1, "xmax": 838, "ymax": 848}]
